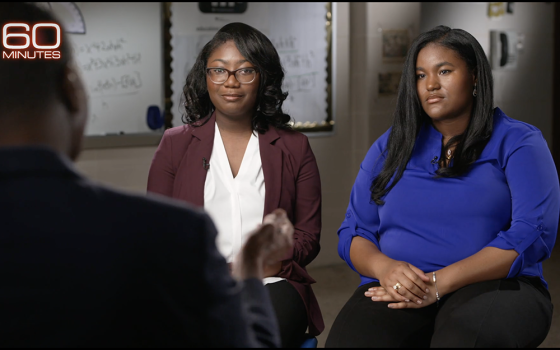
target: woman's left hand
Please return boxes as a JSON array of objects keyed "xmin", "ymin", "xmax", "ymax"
[{"xmin": 365, "ymin": 275, "xmax": 438, "ymax": 309}]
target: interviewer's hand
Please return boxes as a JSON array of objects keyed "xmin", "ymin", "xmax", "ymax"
[
  {"xmin": 232, "ymin": 209, "xmax": 294, "ymax": 280},
  {"xmin": 375, "ymin": 259, "xmax": 431, "ymax": 305}
]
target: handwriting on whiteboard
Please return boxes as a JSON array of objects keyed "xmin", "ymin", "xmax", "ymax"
[
  {"xmin": 90, "ymin": 71, "xmax": 143, "ymax": 95},
  {"xmin": 271, "ymin": 35, "xmax": 297, "ymax": 50},
  {"xmin": 75, "ymin": 38, "xmax": 127, "ymax": 54},
  {"xmin": 80, "ymin": 53, "xmax": 142, "ymax": 71},
  {"xmin": 280, "ymin": 51, "xmax": 315, "ymax": 69},
  {"xmin": 74, "ymin": 37, "xmax": 144, "ymax": 99},
  {"xmin": 283, "ymin": 72, "xmax": 317, "ymax": 93}
]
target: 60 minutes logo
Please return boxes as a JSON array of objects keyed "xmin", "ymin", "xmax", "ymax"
[{"xmin": 2, "ymin": 23, "xmax": 62, "ymax": 59}]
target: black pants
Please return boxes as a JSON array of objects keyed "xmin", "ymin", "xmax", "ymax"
[
  {"xmin": 326, "ymin": 277, "xmax": 553, "ymax": 348},
  {"xmin": 266, "ymin": 280, "xmax": 308, "ymax": 348}
]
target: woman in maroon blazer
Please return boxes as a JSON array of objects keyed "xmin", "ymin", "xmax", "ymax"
[{"xmin": 147, "ymin": 22, "xmax": 323, "ymax": 347}]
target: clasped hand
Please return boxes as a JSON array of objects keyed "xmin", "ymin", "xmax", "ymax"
[
  {"xmin": 232, "ymin": 209, "xmax": 294, "ymax": 280},
  {"xmin": 364, "ymin": 260, "xmax": 437, "ymax": 309}
]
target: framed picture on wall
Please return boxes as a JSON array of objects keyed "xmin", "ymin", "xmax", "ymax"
[
  {"xmin": 379, "ymin": 72, "xmax": 402, "ymax": 96},
  {"xmin": 488, "ymin": 2, "xmax": 506, "ymax": 19},
  {"xmin": 382, "ymin": 29, "xmax": 409, "ymax": 63}
]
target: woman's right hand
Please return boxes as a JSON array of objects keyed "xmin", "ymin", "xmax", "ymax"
[
  {"xmin": 349, "ymin": 237, "xmax": 430, "ymax": 304},
  {"xmin": 375, "ymin": 259, "xmax": 431, "ymax": 305}
]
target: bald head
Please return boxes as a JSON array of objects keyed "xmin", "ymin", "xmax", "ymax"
[
  {"xmin": 0, "ymin": 3, "xmax": 74, "ymax": 114},
  {"xmin": 0, "ymin": 2, "xmax": 88, "ymax": 160}
]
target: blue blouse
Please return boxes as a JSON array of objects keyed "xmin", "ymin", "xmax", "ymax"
[{"xmin": 338, "ymin": 107, "xmax": 560, "ymax": 288}]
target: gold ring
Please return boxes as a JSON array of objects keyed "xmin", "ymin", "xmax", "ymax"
[{"xmin": 393, "ymin": 282, "xmax": 402, "ymax": 291}]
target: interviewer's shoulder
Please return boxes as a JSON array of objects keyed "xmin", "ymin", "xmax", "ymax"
[{"xmin": 76, "ymin": 178, "xmax": 210, "ymax": 238}]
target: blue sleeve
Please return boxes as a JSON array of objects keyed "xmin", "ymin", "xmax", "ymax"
[
  {"xmin": 485, "ymin": 130, "xmax": 560, "ymax": 277},
  {"xmin": 337, "ymin": 132, "xmax": 388, "ymax": 272}
]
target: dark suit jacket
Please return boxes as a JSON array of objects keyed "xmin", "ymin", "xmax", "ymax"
[
  {"xmin": 0, "ymin": 146, "xmax": 280, "ymax": 348},
  {"xmin": 147, "ymin": 113, "xmax": 324, "ymax": 336}
]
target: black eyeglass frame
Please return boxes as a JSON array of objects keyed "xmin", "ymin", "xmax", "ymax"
[{"xmin": 205, "ymin": 67, "xmax": 259, "ymax": 85}]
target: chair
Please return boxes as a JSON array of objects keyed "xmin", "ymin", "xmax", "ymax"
[{"xmin": 300, "ymin": 333, "xmax": 318, "ymax": 348}]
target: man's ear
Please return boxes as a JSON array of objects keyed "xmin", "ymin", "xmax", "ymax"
[
  {"xmin": 60, "ymin": 64, "xmax": 82, "ymax": 113},
  {"xmin": 63, "ymin": 63, "xmax": 88, "ymax": 162}
]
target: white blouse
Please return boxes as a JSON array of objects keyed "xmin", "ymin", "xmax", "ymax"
[{"xmin": 204, "ymin": 124, "xmax": 285, "ymax": 285}]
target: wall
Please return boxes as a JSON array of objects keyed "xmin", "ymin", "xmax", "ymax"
[
  {"xmin": 75, "ymin": 146, "xmax": 156, "ymax": 194},
  {"xmin": 421, "ymin": 2, "xmax": 555, "ymax": 145},
  {"xmin": 350, "ymin": 2, "xmax": 421, "ymax": 158}
]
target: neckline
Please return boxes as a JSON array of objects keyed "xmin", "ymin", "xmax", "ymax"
[{"xmin": 214, "ymin": 123, "xmax": 258, "ymax": 180}]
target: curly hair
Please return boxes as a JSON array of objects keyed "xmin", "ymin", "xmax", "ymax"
[{"xmin": 181, "ymin": 22, "xmax": 292, "ymax": 133}]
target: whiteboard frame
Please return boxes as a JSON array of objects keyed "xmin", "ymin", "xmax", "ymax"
[
  {"xmin": 295, "ymin": 2, "xmax": 335, "ymax": 136},
  {"xmin": 303, "ymin": 1, "xmax": 337, "ymax": 138}
]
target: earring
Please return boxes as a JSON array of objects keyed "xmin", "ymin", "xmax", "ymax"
[{"xmin": 472, "ymin": 83, "xmax": 477, "ymax": 97}]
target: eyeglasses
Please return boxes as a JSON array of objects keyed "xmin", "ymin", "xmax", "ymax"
[{"xmin": 206, "ymin": 67, "xmax": 258, "ymax": 84}]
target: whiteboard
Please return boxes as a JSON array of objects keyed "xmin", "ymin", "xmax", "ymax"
[
  {"xmin": 169, "ymin": 2, "xmax": 329, "ymax": 129},
  {"xmin": 49, "ymin": 2, "xmax": 165, "ymax": 136}
]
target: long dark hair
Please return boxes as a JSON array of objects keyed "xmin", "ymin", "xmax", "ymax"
[
  {"xmin": 181, "ymin": 22, "xmax": 292, "ymax": 133},
  {"xmin": 371, "ymin": 25, "xmax": 494, "ymax": 205}
]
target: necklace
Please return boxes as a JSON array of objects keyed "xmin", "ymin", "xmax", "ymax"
[{"xmin": 446, "ymin": 148, "xmax": 454, "ymax": 160}]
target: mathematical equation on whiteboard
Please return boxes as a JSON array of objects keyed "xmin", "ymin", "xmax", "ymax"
[
  {"xmin": 271, "ymin": 35, "xmax": 324, "ymax": 102},
  {"xmin": 90, "ymin": 72, "xmax": 142, "ymax": 95},
  {"xmin": 74, "ymin": 38, "xmax": 143, "ymax": 98}
]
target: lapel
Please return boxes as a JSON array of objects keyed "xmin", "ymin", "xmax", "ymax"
[
  {"xmin": 179, "ymin": 113, "xmax": 216, "ymax": 207},
  {"xmin": 259, "ymin": 127, "xmax": 283, "ymax": 217}
]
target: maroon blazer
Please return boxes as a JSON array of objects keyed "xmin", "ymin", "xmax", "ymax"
[{"xmin": 146, "ymin": 113, "xmax": 324, "ymax": 336}]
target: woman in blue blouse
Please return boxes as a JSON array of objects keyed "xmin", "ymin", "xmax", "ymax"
[{"xmin": 326, "ymin": 25, "xmax": 559, "ymax": 348}]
